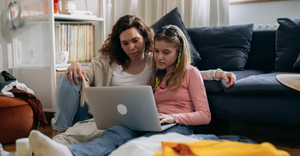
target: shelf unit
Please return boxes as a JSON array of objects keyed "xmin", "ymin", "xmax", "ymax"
[
  {"xmin": 9, "ymin": 0, "xmax": 106, "ymax": 112},
  {"xmin": 22, "ymin": 14, "xmax": 104, "ymax": 22},
  {"xmin": 54, "ymin": 14, "xmax": 104, "ymax": 21},
  {"xmin": 56, "ymin": 63, "xmax": 89, "ymax": 71}
]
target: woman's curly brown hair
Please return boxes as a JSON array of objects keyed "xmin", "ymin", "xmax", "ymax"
[{"xmin": 98, "ymin": 15, "xmax": 154, "ymax": 70}]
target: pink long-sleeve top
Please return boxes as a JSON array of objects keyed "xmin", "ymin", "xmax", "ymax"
[{"xmin": 153, "ymin": 65, "xmax": 211, "ymax": 125}]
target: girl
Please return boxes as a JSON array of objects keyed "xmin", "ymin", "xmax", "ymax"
[{"xmin": 29, "ymin": 25, "xmax": 212, "ymax": 156}]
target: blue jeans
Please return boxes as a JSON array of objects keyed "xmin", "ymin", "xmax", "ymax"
[
  {"xmin": 53, "ymin": 74, "xmax": 92, "ymax": 131},
  {"xmin": 67, "ymin": 125, "xmax": 194, "ymax": 156}
]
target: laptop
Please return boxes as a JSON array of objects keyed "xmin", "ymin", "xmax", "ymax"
[{"xmin": 84, "ymin": 85, "xmax": 176, "ymax": 131}]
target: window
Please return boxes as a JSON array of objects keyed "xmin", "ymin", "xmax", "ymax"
[{"xmin": 230, "ymin": 0, "xmax": 283, "ymax": 5}]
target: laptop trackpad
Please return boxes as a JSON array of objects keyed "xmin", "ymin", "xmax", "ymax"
[{"xmin": 161, "ymin": 123, "xmax": 176, "ymax": 130}]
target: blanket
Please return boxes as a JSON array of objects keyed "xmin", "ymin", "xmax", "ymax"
[
  {"xmin": 156, "ymin": 141, "xmax": 289, "ymax": 156},
  {"xmin": 109, "ymin": 133, "xmax": 290, "ymax": 156},
  {"xmin": 53, "ymin": 119, "xmax": 105, "ymax": 145},
  {"xmin": 10, "ymin": 87, "xmax": 48, "ymax": 128}
]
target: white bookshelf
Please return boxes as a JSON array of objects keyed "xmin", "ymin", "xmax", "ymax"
[
  {"xmin": 56, "ymin": 63, "xmax": 89, "ymax": 71},
  {"xmin": 8, "ymin": 0, "xmax": 106, "ymax": 112},
  {"xmin": 22, "ymin": 14, "xmax": 104, "ymax": 22},
  {"xmin": 54, "ymin": 14, "xmax": 104, "ymax": 21}
]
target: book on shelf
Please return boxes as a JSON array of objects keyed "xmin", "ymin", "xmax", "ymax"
[
  {"xmin": 58, "ymin": 24, "xmax": 62, "ymax": 51},
  {"xmin": 55, "ymin": 22, "xmax": 95, "ymax": 66},
  {"xmin": 89, "ymin": 24, "xmax": 94, "ymax": 60}
]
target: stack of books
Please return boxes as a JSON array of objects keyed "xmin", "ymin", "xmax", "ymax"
[
  {"xmin": 56, "ymin": 23, "xmax": 95, "ymax": 64},
  {"xmin": 60, "ymin": 9, "xmax": 97, "ymax": 18}
]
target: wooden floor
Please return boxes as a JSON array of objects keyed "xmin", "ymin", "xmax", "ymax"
[
  {"xmin": 228, "ymin": 120, "xmax": 300, "ymax": 156},
  {"xmin": 2, "ymin": 114, "xmax": 300, "ymax": 156},
  {"xmin": 2, "ymin": 126, "xmax": 54, "ymax": 153}
]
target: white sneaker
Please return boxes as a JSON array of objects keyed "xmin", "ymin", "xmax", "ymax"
[{"xmin": 51, "ymin": 118, "xmax": 56, "ymax": 129}]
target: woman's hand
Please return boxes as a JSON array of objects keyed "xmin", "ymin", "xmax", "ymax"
[
  {"xmin": 159, "ymin": 113, "xmax": 175, "ymax": 124},
  {"xmin": 216, "ymin": 71, "xmax": 236, "ymax": 88},
  {"xmin": 64, "ymin": 62, "xmax": 88, "ymax": 85}
]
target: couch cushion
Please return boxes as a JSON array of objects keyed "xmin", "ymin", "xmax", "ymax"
[
  {"xmin": 208, "ymin": 93, "xmax": 300, "ymax": 124},
  {"xmin": 224, "ymin": 72, "xmax": 300, "ymax": 94},
  {"xmin": 275, "ymin": 18, "xmax": 300, "ymax": 72},
  {"xmin": 293, "ymin": 53, "xmax": 300, "ymax": 69},
  {"xmin": 204, "ymin": 69, "xmax": 267, "ymax": 93},
  {"xmin": 151, "ymin": 7, "xmax": 201, "ymax": 65},
  {"xmin": 244, "ymin": 30, "xmax": 276, "ymax": 71},
  {"xmin": 187, "ymin": 24, "xmax": 253, "ymax": 71}
]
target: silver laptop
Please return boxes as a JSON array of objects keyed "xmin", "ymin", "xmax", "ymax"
[{"xmin": 84, "ymin": 85, "xmax": 176, "ymax": 131}]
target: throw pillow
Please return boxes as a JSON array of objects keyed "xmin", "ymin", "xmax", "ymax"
[
  {"xmin": 187, "ymin": 24, "xmax": 254, "ymax": 71},
  {"xmin": 151, "ymin": 7, "xmax": 201, "ymax": 65},
  {"xmin": 275, "ymin": 18, "xmax": 300, "ymax": 72},
  {"xmin": 293, "ymin": 53, "xmax": 300, "ymax": 69}
]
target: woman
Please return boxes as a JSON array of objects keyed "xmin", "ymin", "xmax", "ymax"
[
  {"xmin": 53, "ymin": 15, "xmax": 236, "ymax": 133},
  {"xmin": 53, "ymin": 14, "xmax": 154, "ymax": 133},
  {"xmin": 29, "ymin": 24, "xmax": 212, "ymax": 156}
]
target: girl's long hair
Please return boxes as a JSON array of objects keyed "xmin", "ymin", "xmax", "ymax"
[{"xmin": 150, "ymin": 25, "xmax": 191, "ymax": 90}]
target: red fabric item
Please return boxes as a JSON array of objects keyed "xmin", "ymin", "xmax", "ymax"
[
  {"xmin": 161, "ymin": 142, "xmax": 196, "ymax": 155},
  {"xmin": 10, "ymin": 87, "xmax": 48, "ymax": 128},
  {"xmin": 172, "ymin": 144, "xmax": 195, "ymax": 155}
]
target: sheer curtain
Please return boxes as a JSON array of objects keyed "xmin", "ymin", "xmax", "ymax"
[{"xmin": 105, "ymin": 0, "xmax": 229, "ymax": 35}]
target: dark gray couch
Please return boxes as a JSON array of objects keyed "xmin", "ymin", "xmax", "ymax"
[
  {"xmin": 187, "ymin": 29, "xmax": 300, "ymax": 129},
  {"xmin": 150, "ymin": 7, "xmax": 300, "ymax": 132}
]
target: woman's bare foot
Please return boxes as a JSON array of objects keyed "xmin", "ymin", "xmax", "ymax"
[{"xmin": 28, "ymin": 130, "xmax": 73, "ymax": 156}]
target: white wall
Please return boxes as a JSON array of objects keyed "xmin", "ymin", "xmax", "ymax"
[
  {"xmin": 0, "ymin": 1, "xmax": 12, "ymax": 72},
  {"xmin": 0, "ymin": 44, "xmax": 3, "ymax": 71},
  {"xmin": 229, "ymin": 0, "xmax": 300, "ymax": 26}
]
